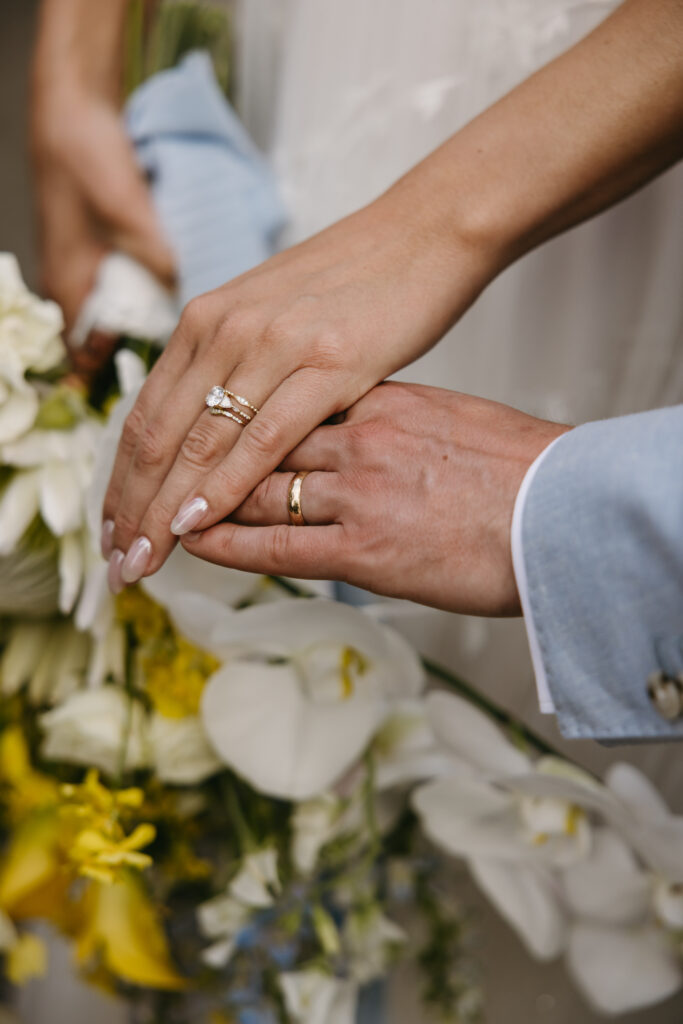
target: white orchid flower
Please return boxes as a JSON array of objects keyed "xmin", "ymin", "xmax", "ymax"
[
  {"xmin": 0, "ymin": 253, "xmax": 65, "ymax": 444},
  {"xmin": 414, "ymin": 692, "xmax": 594, "ymax": 868},
  {"xmin": 411, "ymin": 691, "xmax": 604, "ymax": 960},
  {"xmin": 192, "ymin": 599, "xmax": 423, "ymax": 800},
  {"xmin": 509, "ymin": 759, "xmax": 683, "ymax": 885},
  {"xmin": 562, "ymin": 827, "xmax": 683, "ymax": 1015},
  {"xmin": 40, "ymin": 686, "xmax": 149, "ymax": 777},
  {"xmin": 148, "ymin": 713, "xmax": 222, "ymax": 786},
  {"xmin": 279, "ymin": 970, "xmax": 358, "ymax": 1024},
  {"xmin": 291, "ymin": 795, "xmax": 344, "ymax": 875}
]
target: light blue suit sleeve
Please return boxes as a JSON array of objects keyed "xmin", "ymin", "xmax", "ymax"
[{"xmin": 520, "ymin": 404, "xmax": 683, "ymax": 742}]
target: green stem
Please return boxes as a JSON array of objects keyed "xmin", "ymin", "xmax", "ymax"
[{"xmin": 221, "ymin": 775, "xmax": 255, "ymax": 855}]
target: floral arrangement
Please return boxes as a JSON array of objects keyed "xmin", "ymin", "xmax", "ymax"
[{"xmin": 1, "ymin": 254, "xmax": 683, "ymax": 1024}]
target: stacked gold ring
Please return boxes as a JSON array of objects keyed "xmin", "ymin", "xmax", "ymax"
[{"xmin": 205, "ymin": 386, "xmax": 260, "ymax": 427}]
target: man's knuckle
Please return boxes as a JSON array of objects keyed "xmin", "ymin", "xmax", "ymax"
[{"xmin": 266, "ymin": 525, "xmax": 292, "ymax": 568}]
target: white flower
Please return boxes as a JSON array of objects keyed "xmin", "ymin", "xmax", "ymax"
[
  {"xmin": 279, "ymin": 970, "xmax": 358, "ymax": 1024},
  {"xmin": 291, "ymin": 795, "xmax": 343, "ymax": 875},
  {"xmin": 40, "ymin": 686, "xmax": 149, "ymax": 776},
  {"xmin": 1, "ymin": 619, "xmax": 90, "ymax": 705},
  {"xmin": 344, "ymin": 906, "xmax": 406, "ymax": 984},
  {"xmin": 562, "ymin": 828, "xmax": 683, "ymax": 1015},
  {"xmin": 412, "ymin": 691, "xmax": 601, "ymax": 960},
  {"xmin": 371, "ymin": 698, "xmax": 457, "ymax": 791},
  {"xmin": 70, "ymin": 252, "xmax": 179, "ymax": 349},
  {"xmin": 229, "ymin": 848, "xmax": 280, "ymax": 908},
  {"xmin": 0, "ymin": 420, "xmax": 101, "ymax": 613},
  {"xmin": 195, "ymin": 599, "xmax": 424, "ymax": 800},
  {"xmin": 197, "ymin": 890, "xmax": 251, "ymax": 969},
  {"xmin": 148, "ymin": 713, "xmax": 222, "ymax": 786},
  {"xmin": 0, "ymin": 253, "xmax": 65, "ymax": 444}
]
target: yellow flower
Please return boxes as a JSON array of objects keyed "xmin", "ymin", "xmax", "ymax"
[
  {"xmin": 77, "ymin": 870, "xmax": 186, "ymax": 990},
  {"xmin": 6, "ymin": 932, "xmax": 47, "ymax": 985},
  {"xmin": 145, "ymin": 638, "xmax": 220, "ymax": 719},
  {"xmin": 0, "ymin": 725, "xmax": 59, "ymax": 820},
  {"xmin": 59, "ymin": 771, "xmax": 156, "ymax": 884},
  {"xmin": 115, "ymin": 586, "xmax": 169, "ymax": 644},
  {"xmin": 69, "ymin": 823, "xmax": 156, "ymax": 886}
]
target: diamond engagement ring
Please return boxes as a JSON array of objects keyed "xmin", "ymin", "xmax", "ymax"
[{"xmin": 205, "ymin": 385, "xmax": 260, "ymax": 427}]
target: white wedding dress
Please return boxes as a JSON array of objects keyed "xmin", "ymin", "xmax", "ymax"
[
  {"xmin": 232, "ymin": 3, "xmax": 683, "ymax": 1022},
  {"xmin": 18, "ymin": 3, "xmax": 683, "ymax": 1022}
]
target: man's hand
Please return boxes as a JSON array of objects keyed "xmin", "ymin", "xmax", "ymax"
[{"xmin": 181, "ymin": 383, "xmax": 570, "ymax": 616}]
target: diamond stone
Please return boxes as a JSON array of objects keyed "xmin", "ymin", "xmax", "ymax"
[
  {"xmin": 219, "ymin": 393, "xmax": 234, "ymax": 410},
  {"xmin": 206, "ymin": 386, "xmax": 225, "ymax": 408}
]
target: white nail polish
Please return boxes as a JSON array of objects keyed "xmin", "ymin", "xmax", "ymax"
[
  {"xmin": 108, "ymin": 549, "xmax": 125, "ymax": 594},
  {"xmin": 121, "ymin": 536, "xmax": 152, "ymax": 584},
  {"xmin": 171, "ymin": 496, "xmax": 208, "ymax": 535},
  {"xmin": 101, "ymin": 519, "xmax": 115, "ymax": 558}
]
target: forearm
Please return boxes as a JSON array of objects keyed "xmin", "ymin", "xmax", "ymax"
[
  {"xmin": 32, "ymin": 0, "xmax": 130, "ymax": 120},
  {"xmin": 387, "ymin": 0, "xmax": 683, "ymax": 281}
]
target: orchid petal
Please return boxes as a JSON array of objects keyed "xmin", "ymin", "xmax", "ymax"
[
  {"xmin": 58, "ymin": 532, "xmax": 84, "ymax": 614},
  {"xmin": 202, "ymin": 661, "xmax": 386, "ymax": 800},
  {"xmin": 562, "ymin": 828, "xmax": 650, "ymax": 926},
  {"xmin": 470, "ymin": 859, "xmax": 566, "ymax": 960},
  {"xmin": 568, "ymin": 923, "xmax": 682, "ymax": 1015},
  {"xmin": 426, "ymin": 691, "xmax": 530, "ymax": 777}
]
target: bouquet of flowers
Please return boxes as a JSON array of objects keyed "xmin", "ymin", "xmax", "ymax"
[{"xmin": 1, "ymin": 254, "xmax": 683, "ymax": 1024}]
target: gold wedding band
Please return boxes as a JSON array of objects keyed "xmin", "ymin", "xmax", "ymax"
[{"xmin": 288, "ymin": 471, "xmax": 309, "ymax": 526}]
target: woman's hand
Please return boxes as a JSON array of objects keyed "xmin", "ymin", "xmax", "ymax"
[
  {"xmin": 178, "ymin": 383, "xmax": 570, "ymax": 616},
  {"xmin": 31, "ymin": 0, "xmax": 174, "ymax": 378},
  {"xmin": 103, "ymin": 192, "xmax": 493, "ymax": 590}
]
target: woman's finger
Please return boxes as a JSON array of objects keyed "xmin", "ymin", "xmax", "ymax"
[
  {"xmin": 168, "ymin": 368, "xmax": 346, "ymax": 544},
  {"xmin": 181, "ymin": 521, "xmax": 348, "ymax": 580},
  {"xmin": 230, "ymin": 470, "xmax": 342, "ymax": 526},
  {"xmin": 115, "ymin": 367, "xmax": 277, "ymax": 585},
  {"xmin": 102, "ymin": 294, "xmax": 231, "ymax": 549}
]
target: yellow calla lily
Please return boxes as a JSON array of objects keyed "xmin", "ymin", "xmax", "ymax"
[{"xmin": 77, "ymin": 871, "xmax": 187, "ymax": 991}]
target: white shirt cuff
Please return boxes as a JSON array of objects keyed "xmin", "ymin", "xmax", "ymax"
[{"xmin": 510, "ymin": 436, "xmax": 564, "ymax": 714}]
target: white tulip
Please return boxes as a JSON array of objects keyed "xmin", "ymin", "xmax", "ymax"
[
  {"xmin": 40, "ymin": 686, "xmax": 149, "ymax": 776},
  {"xmin": 197, "ymin": 599, "xmax": 424, "ymax": 800},
  {"xmin": 279, "ymin": 970, "xmax": 358, "ymax": 1024},
  {"xmin": 148, "ymin": 713, "xmax": 222, "ymax": 786}
]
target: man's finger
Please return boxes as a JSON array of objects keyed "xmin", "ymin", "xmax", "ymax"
[
  {"xmin": 181, "ymin": 521, "xmax": 347, "ymax": 580},
  {"xmin": 231, "ymin": 471, "xmax": 342, "ymax": 526}
]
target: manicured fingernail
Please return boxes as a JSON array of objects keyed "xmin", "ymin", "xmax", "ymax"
[
  {"xmin": 121, "ymin": 536, "xmax": 152, "ymax": 584},
  {"xmin": 101, "ymin": 519, "xmax": 115, "ymax": 559},
  {"xmin": 108, "ymin": 549, "xmax": 125, "ymax": 594},
  {"xmin": 171, "ymin": 496, "xmax": 208, "ymax": 535}
]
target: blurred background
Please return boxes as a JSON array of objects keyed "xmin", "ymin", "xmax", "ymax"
[{"xmin": 2, "ymin": 1, "xmax": 683, "ymax": 1022}]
